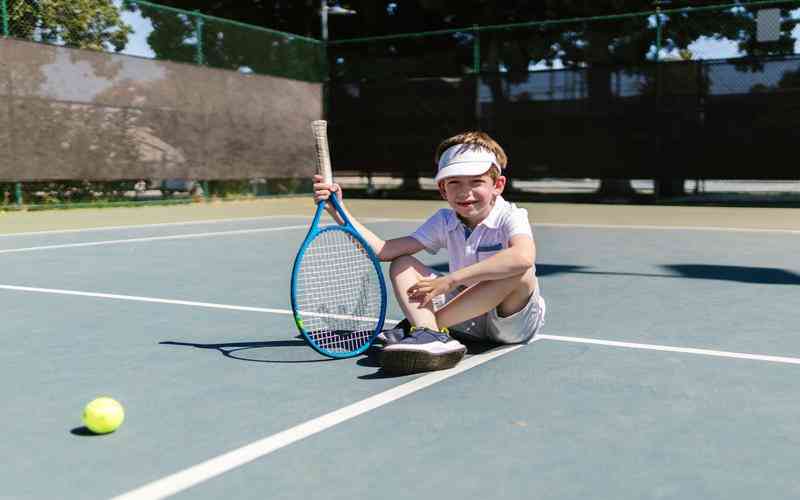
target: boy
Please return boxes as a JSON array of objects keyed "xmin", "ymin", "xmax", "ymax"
[{"xmin": 312, "ymin": 132, "xmax": 545, "ymax": 374}]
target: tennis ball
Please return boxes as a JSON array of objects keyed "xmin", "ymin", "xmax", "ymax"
[{"xmin": 82, "ymin": 397, "xmax": 125, "ymax": 434}]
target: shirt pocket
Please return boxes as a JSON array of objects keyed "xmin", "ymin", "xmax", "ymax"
[{"xmin": 476, "ymin": 242, "xmax": 504, "ymax": 261}]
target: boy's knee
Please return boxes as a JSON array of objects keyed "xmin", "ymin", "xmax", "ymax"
[{"xmin": 389, "ymin": 255, "xmax": 421, "ymax": 278}]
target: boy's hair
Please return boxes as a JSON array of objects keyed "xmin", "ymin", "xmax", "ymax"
[{"xmin": 434, "ymin": 131, "xmax": 508, "ymax": 180}]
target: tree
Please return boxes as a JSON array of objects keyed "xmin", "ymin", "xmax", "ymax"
[
  {"xmin": 140, "ymin": 0, "xmax": 316, "ymax": 38},
  {"xmin": 8, "ymin": 0, "xmax": 132, "ymax": 51},
  {"xmin": 123, "ymin": 0, "xmax": 321, "ymax": 81}
]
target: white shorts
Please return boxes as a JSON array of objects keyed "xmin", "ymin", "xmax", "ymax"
[{"xmin": 436, "ymin": 287, "xmax": 546, "ymax": 345}]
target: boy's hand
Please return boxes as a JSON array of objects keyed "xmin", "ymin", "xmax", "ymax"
[
  {"xmin": 312, "ymin": 174, "xmax": 343, "ymax": 217},
  {"xmin": 408, "ymin": 275, "xmax": 456, "ymax": 307}
]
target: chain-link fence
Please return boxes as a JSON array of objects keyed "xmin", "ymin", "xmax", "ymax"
[
  {"xmin": 0, "ymin": 0, "xmax": 324, "ymax": 82},
  {"xmin": 326, "ymin": 0, "xmax": 800, "ymax": 186},
  {"xmin": 329, "ymin": 0, "xmax": 800, "ymax": 79},
  {"xmin": 3, "ymin": 0, "xmax": 800, "ymax": 206}
]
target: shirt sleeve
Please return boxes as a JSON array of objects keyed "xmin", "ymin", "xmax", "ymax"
[
  {"xmin": 410, "ymin": 209, "xmax": 448, "ymax": 254},
  {"xmin": 502, "ymin": 204, "xmax": 534, "ymax": 240}
]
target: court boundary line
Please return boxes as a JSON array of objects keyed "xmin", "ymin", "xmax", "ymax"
[
  {"xmin": 3, "ymin": 214, "xmax": 799, "ymax": 239},
  {"xmin": 0, "ymin": 225, "xmax": 311, "ymax": 254},
  {"xmin": 538, "ymin": 334, "xmax": 800, "ymax": 365},
  {"xmin": 0, "ymin": 215, "xmax": 307, "ymax": 238},
  {"xmin": 533, "ymin": 222, "xmax": 800, "ymax": 234},
  {"xmin": 7, "ymin": 283, "xmax": 800, "ymax": 497},
  {"xmin": 0, "ymin": 216, "xmax": 396, "ymax": 238},
  {"xmin": 108, "ymin": 330, "xmax": 800, "ymax": 500},
  {"xmin": 4, "ymin": 283, "xmax": 800, "ymax": 367},
  {"xmin": 0, "ymin": 284, "xmax": 296, "ymax": 314},
  {"xmin": 109, "ymin": 340, "xmax": 534, "ymax": 500}
]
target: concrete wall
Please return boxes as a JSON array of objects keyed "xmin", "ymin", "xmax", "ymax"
[{"xmin": 0, "ymin": 38, "xmax": 322, "ymax": 181}]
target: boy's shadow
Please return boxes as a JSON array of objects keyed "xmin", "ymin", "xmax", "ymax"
[{"xmin": 160, "ymin": 337, "xmax": 334, "ymax": 363}]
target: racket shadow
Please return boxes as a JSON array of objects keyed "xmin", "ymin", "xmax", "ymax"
[{"xmin": 159, "ymin": 339, "xmax": 336, "ymax": 364}]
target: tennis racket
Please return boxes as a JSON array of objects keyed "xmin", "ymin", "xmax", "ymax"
[{"xmin": 290, "ymin": 120, "xmax": 388, "ymax": 358}]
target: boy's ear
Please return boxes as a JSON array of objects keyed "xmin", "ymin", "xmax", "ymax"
[
  {"xmin": 438, "ymin": 180, "xmax": 447, "ymax": 199},
  {"xmin": 494, "ymin": 175, "xmax": 507, "ymax": 193}
]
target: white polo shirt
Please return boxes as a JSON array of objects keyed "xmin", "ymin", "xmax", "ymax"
[{"xmin": 410, "ymin": 196, "xmax": 534, "ymax": 288}]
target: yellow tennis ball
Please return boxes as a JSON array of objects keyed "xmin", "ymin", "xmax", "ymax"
[{"xmin": 82, "ymin": 397, "xmax": 125, "ymax": 434}]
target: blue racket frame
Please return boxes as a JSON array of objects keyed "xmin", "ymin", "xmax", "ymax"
[{"xmin": 290, "ymin": 193, "xmax": 388, "ymax": 358}]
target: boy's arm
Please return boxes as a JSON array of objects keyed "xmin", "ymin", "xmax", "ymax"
[
  {"xmin": 313, "ymin": 176, "xmax": 425, "ymax": 261},
  {"xmin": 411, "ymin": 234, "xmax": 534, "ymax": 304},
  {"xmin": 449, "ymin": 234, "xmax": 535, "ymax": 286},
  {"xmin": 345, "ymin": 209, "xmax": 425, "ymax": 261}
]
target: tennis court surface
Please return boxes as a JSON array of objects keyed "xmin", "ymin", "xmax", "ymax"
[{"xmin": 2, "ymin": 198, "xmax": 800, "ymax": 500}]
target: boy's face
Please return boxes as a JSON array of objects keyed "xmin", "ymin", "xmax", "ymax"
[{"xmin": 438, "ymin": 171, "xmax": 506, "ymax": 226}]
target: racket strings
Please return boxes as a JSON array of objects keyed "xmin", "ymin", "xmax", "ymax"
[{"xmin": 295, "ymin": 230, "xmax": 382, "ymax": 353}]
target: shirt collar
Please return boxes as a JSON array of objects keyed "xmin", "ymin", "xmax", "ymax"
[{"xmin": 445, "ymin": 196, "xmax": 506, "ymax": 232}]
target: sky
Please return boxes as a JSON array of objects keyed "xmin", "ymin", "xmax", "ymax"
[{"xmin": 116, "ymin": 0, "xmax": 156, "ymax": 59}]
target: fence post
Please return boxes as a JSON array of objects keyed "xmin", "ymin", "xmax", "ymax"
[
  {"xmin": 1, "ymin": 0, "xmax": 9, "ymax": 37},
  {"xmin": 14, "ymin": 182, "xmax": 22, "ymax": 206},
  {"xmin": 194, "ymin": 11, "xmax": 204, "ymax": 65},
  {"xmin": 472, "ymin": 25, "xmax": 480, "ymax": 74},
  {"xmin": 653, "ymin": 1, "xmax": 664, "ymax": 62},
  {"xmin": 653, "ymin": 1, "xmax": 666, "ymax": 200},
  {"xmin": 473, "ymin": 25, "xmax": 482, "ymax": 129}
]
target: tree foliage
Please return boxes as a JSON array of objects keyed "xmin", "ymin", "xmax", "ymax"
[
  {"xmin": 123, "ymin": 0, "xmax": 323, "ymax": 80},
  {"xmin": 8, "ymin": 0, "xmax": 132, "ymax": 51}
]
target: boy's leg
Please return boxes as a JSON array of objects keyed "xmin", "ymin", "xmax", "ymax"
[
  {"xmin": 388, "ymin": 255, "xmax": 440, "ymax": 330},
  {"xmin": 381, "ymin": 255, "xmax": 466, "ymax": 374},
  {"xmin": 436, "ymin": 269, "xmax": 537, "ymax": 330}
]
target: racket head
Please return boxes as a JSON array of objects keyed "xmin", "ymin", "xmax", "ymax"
[{"xmin": 290, "ymin": 200, "xmax": 388, "ymax": 358}]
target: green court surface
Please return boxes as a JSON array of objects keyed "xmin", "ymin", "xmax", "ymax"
[{"xmin": 2, "ymin": 199, "xmax": 799, "ymax": 500}]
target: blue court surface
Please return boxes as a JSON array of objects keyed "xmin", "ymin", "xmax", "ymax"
[{"xmin": 2, "ymin": 204, "xmax": 800, "ymax": 500}]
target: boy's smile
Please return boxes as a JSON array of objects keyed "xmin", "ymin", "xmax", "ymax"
[{"xmin": 440, "ymin": 172, "xmax": 506, "ymax": 227}]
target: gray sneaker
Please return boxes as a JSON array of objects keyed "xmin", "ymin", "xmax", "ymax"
[
  {"xmin": 380, "ymin": 327, "xmax": 466, "ymax": 374},
  {"xmin": 374, "ymin": 327, "xmax": 407, "ymax": 347},
  {"xmin": 373, "ymin": 319, "xmax": 411, "ymax": 347}
]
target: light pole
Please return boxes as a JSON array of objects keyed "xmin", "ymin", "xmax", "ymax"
[{"xmin": 321, "ymin": 2, "xmax": 356, "ymax": 42}]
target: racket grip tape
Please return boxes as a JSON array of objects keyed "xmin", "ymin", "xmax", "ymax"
[{"xmin": 311, "ymin": 120, "xmax": 333, "ymax": 184}]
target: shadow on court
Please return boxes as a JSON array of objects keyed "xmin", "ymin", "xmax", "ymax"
[
  {"xmin": 159, "ymin": 340, "xmax": 335, "ymax": 363},
  {"xmin": 537, "ymin": 263, "xmax": 800, "ymax": 285},
  {"xmin": 70, "ymin": 426, "xmax": 102, "ymax": 436}
]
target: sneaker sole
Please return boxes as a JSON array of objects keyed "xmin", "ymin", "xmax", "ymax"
[{"xmin": 380, "ymin": 346, "xmax": 466, "ymax": 375}]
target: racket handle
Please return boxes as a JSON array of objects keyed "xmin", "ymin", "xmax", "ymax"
[{"xmin": 311, "ymin": 120, "xmax": 333, "ymax": 185}]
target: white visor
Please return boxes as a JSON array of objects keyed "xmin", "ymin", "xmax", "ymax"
[{"xmin": 435, "ymin": 144, "xmax": 499, "ymax": 182}]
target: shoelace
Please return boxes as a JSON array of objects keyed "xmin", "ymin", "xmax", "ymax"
[{"xmin": 409, "ymin": 326, "xmax": 449, "ymax": 334}]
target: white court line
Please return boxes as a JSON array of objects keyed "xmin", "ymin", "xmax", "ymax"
[
  {"xmin": 0, "ymin": 218, "xmax": 398, "ymax": 255},
  {"xmin": 0, "ymin": 284, "xmax": 394, "ymax": 324},
  {"xmin": 110, "ymin": 340, "xmax": 532, "ymax": 500},
  {"xmin": 533, "ymin": 222, "xmax": 800, "ymax": 235},
  {"xmin": 0, "ymin": 285, "xmax": 293, "ymax": 315},
  {"xmin": 4, "ymin": 283, "xmax": 800, "ymax": 367},
  {"xmin": 0, "ymin": 215, "xmax": 395, "ymax": 238},
  {"xmin": 0, "ymin": 215, "xmax": 307, "ymax": 238},
  {"xmin": 0, "ymin": 225, "xmax": 309, "ymax": 254},
  {"xmin": 108, "ymin": 328, "xmax": 800, "ymax": 500},
  {"xmin": 7, "ymin": 282, "xmax": 800, "ymax": 498},
  {"xmin": 539, "ymin": 334, "xmax": 800, "ymax": 365}
]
